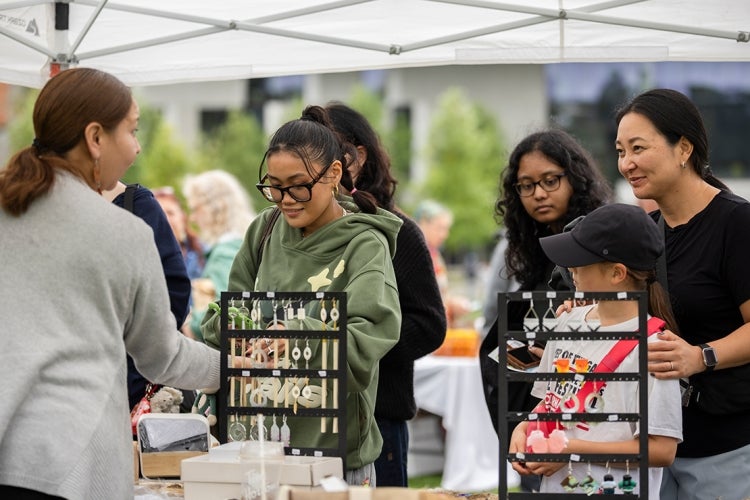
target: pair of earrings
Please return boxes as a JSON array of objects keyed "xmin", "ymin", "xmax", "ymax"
[
  {"xmin": 526, "ymin": 428, "xmax": 568, "ymax": 453},
  {"xmin": 523, "ymin": 298, "xmax": 558, "ymax": 332},
  {"xmin": 597, "ymin": 462, "xmax": 636, "ymax": 494},
  {"xmin": 561, "ymin": 462, "xmax": 599, "ymax": 494}
]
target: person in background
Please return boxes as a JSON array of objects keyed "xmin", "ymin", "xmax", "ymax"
[
  {"xmin": 182, "ymin": 170, "xmax": 255, "ymax": 340},
  {"xmin": 616, "ymin": 88, "xmax": 750, "ymax": 499},
  {"xmin": 103, "ymin": 181, "xmax": 193, "ymax": 413},
  {"xmin": 479, "ymin": 129, "xmax": 612, "ymax": 492},
  {"xmin": 326, "ymin": 101, "xmax": 447, "ymax": 486},
  {"xmin": 509, "ymin": 203, "xmax": 682, "ymax": 499},
  {"xmin": 201, "ymin": 105, "xmax": 402, "ymax": 487},
  {"xmin": 414, "ymin": 199, "xmax": 472, "ymax": 328},
  {"xmin": 0, "ymin": 67, "xmax": 219, "ymax": 499},
  {"xmin": 154, "ymin": 186, "xmax": 205, "ymax": 281}
]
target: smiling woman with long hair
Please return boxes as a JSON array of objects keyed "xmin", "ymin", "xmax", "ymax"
[{"xmin": 480, "ymin": 128, "xmax": 612, "ymax": 492}]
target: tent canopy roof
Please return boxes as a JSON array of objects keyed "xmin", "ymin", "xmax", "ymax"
[{"xmin": 0, "ymin": 0, "xmax": 748, "ymax": 88}]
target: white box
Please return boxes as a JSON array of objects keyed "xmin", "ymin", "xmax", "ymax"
[{"xmin": 181, "ymin": 453, "xmax": 343, "ymax": 500}]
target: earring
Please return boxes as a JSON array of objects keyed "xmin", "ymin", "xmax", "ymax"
[
  {"xmin": 292, "ymin": 339, "xmax": 301, "ymax": 363},
  {"xmin": 542, "ymin": 299, "xmax": 557, "ymax": 331},
  {"xmin": 681, "ymin": 161, "xmax": 687, "ymax": 169},
  {"xmin": 561, "ymin": 394, "xmax": 580, "ymax": 413},
  {"xmin": 618, "ymin": 461, "xmax": 637, "ymax": 493},
  {"xmin": 333, "ymin": 184, "xmax": 339, "ymax": 197},
  {"xmin": 600, "ymin": 462, "xmax": 617, "ymax": 494},
  {"xmin": 584, "ymin": 379, "xmax": 605, "ymax": 413},
  {"xmin": 579, "ymin": 462, "xmax": 599, "ymax": 494},
  {"xmin": 523, "ymin": 298, "xmax": 540, "ymax": 332},
  {"xmin": 560, "ymin": 460, "xmax": 579, "ymax": 491},
  {"xmin": 280, "ymin": 415, "xmax": 291, "ymax": 446},
  {"xmin": 93, "ymin": 158, "xmax": 102, "ymax": 194},
  {"xmin": 303, "ymin": 339, "xmax": 312, "ymax": 369},
  {"xmin": 270, "ymin": 414, "xmax": 280, "ymax": 442},
  {"xmin": 228, "ymin": 413, "xmax": 246, "ymax": 442}
]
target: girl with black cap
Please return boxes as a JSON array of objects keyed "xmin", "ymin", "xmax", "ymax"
[{"xmin": 508, "ymin": 203, "xmax": 682, "ymax": 498}]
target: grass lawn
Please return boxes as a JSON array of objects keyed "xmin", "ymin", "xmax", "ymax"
[
  {"xmin": 408, "ymin": 474, "xmax": 443, "ymax": 489},
  {"xmin": 408, "ymin": 474, "xmax": 519, "ymax": 494}
]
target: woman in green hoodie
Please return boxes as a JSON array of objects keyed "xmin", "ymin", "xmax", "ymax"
[{"xmin": 202, "ymin": 105, "xmax": 402, "ymax": 486}]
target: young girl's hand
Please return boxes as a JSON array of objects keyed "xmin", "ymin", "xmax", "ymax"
[
  {"xmin": 509, "ymin": 423, "xmax": 532, "ymax": 476},
  {"xmin": 522, "ymin": 460, "xmax": 566, "ymax": 477}
]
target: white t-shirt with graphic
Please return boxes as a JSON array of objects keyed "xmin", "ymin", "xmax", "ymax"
[{"xmin": 530, "ymin": 304, "xmax": 682, "ymax": 498}]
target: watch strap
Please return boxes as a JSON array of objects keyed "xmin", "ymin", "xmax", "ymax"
[{"xmin": 700, "ymin": 343, "xmax": 716, "ymax": 371}]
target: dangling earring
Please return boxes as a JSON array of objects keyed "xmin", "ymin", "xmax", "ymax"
[
  {"xmin": 332, "ymin": 184, "xmax": 339, "ymax": 197},
  {"xmin": 560, "ymin": 460, "xmax": 579, "ymax": 491},
  {"xmin": 93, "ymin": 158, "xmax": 102, "ymax": 195},
  {"xmin": 619, "ymin": 460, "xmax": 637, "ymax": 493},
  {"xmin": 579, "ymin": 462, "xmax": 598, "ymax": 494}
]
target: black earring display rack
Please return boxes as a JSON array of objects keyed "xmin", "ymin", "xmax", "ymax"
[
  {"xmin": 218, "ymin": 290, "xmax": 347, "ymax": 464},
  {"xmin": 497, "ymin": 290, "xmax": 650, "ymax": 499}
]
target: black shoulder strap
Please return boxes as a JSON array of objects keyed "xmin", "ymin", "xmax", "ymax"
[
  {"xmin": 123, "ymin": 183, "xmax": 140, "ymax": 213},
  {"xmin": 656, "ymin": 213, "xmax": 669, "ymax": 295},
  {"xmin": 257, "ymin": 207, "xmax": 281, "ymax": 263}
]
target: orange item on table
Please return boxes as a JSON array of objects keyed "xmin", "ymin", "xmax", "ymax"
[{"xmin": 433, "ymin": 328, "xmax": 480, "ymax": 357}]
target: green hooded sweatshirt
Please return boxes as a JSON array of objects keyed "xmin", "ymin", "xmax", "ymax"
[{"xmin": 202, "ymin": 201, "xmax": 402, "ymax": 469}]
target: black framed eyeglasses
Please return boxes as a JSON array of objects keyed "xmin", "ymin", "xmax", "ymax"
[
  {"xmin": 256, "ymin": 179, "xmax": 317, "ymax": 202},
  {"xmin": 514, "ymin": 173, "xmax": 567, "ymax": 197}
]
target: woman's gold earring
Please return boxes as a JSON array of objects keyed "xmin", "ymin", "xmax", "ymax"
[
  {"xmin": 333, "ymin": 184, "xmax": 339, "ymax": 197},
  {"xmin": 681, "ymin": 161, "xmax": 687, "ymax": 169}
]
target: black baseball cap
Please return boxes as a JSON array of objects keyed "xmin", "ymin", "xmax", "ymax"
[{"xmin": 539, "ymin": 203, "xmax": 663, "ymax": 271}]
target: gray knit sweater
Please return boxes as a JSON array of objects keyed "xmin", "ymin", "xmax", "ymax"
[{"xmin": 0, "ymin": 172, "xmax": 220, "ymax": 499}]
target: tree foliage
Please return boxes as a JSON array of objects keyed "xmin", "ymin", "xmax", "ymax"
[
  {"xmin": 8, "ymin": 88, "xmax": 37, "ymax": 152},
  {"xmin": 198, "ymin": 109, "xmax": 268, "ymax": 208},
  {"xmin": 125, "ymin": 118, "xmax": 193, "ymax": 189},
  {"xmin": 420, "ymin": 87, "xmax": 505, "ymax": 253}
]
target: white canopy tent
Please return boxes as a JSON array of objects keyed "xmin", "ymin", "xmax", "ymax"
[{"xmin": 0, "ymin": 0, "xmax": 748, "ymax": 88}]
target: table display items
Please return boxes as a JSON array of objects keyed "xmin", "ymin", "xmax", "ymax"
[
  {"xmin": 497, "ymin": 290, "xmax": 651, "ymax": 498},
  {"xmin": 217, "ymin": 291, "xmax": 347, "ymax": 463}
]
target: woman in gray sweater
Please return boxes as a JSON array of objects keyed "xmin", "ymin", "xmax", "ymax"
[{"xmin": 0, "ymin": 68, "xmax": 220, "ymax": 500}]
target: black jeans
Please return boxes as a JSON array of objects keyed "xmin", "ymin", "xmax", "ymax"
[{"xmin": 374, "ymin": 417, "xmax": 409, "ymax": 486}]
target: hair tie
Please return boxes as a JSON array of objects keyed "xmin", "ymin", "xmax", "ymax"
[
  {"xmin": 350, "ymin": 188, "xmax": 357, "ymax": 195},
  {"xmin": 32, "ymin": 138, "xmax": 44, "ymax": 150}
]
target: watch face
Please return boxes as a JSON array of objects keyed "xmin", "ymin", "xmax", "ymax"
[{"xmin": 703, "ymin": 346, "xmax": 718, "ymax": 367}]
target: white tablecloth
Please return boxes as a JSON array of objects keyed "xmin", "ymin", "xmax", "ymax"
[{"xmin": 412, "ymin": 355, "xmax": 519, "ymax": 492}]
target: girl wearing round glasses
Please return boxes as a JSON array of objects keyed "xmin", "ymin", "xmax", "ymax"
[
  {"xmin": 479, "ymin": 128, "xmax": 612, "ymax": 492},
  {"xmin": 201, "ymin": 105, "xmax": 402, "ymax": 487}
]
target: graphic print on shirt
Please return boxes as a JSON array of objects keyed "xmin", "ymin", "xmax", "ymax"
[{"xmin": 307, "ymin": 259, "xmax": 346, "ymax": 292}]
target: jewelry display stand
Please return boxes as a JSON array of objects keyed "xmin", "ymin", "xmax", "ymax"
[
  {"xmin": 497, "ymin": 291, "xmax": 650, "ymax": 499},
  {"xmin": 218, "ymin": 291, "xmax": 347, "ymax": 463}
]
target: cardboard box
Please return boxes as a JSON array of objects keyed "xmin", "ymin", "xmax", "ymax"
[
  {"xmin": 137, "ymin": 413, "xmax": 211, "ymax": 479},
  {"xmin": 133, "ymin": 441, "xmax": 139, "ymax": 483},
  {"xmin": 281, "ymin": 456, "xmax": 343, "ymax": 486},
  {"xmin": 181, "ymin": 454, "xmax": 343, "ymax": 500},
  {"xmin": 141, "ymin": 450, "xmax": 207, "ymax": 479}
]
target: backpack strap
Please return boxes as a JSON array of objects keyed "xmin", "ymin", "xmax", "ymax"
[
  {"xmin": 123, "ymin": 183, "xmax": 140, "ymax": 213},
  {"xmin": 257, "ymin": 207, "xmax": 281, "ymax": 263},
  {"xmin": 562, "ymin": 317, "xmax": 666, "ymax": 410},
  {"xmin": 596, "ymin": 317, "xmax": 666, "ymax": 372}
]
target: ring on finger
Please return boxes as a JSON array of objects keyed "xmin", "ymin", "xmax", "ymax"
[{"xmin": 669, "ymin": 361, "xmax": 674, "ymax": 371}]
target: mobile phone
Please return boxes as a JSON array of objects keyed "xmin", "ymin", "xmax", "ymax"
[{"xmin": 507, "ymin": 345, "xmax": 541, "ymax": 370}]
